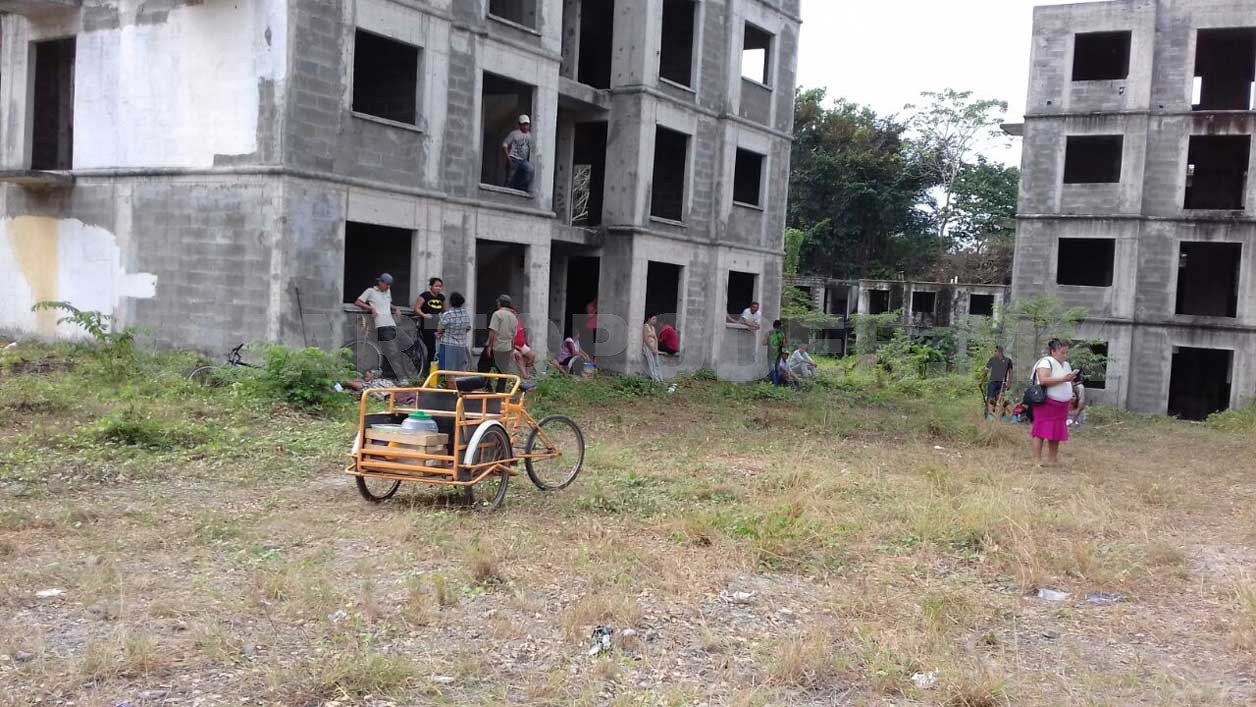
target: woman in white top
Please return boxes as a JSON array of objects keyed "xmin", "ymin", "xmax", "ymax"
[{"xmin": 1031, "ymin": 339, "xmax": 1080, "ymax": 465}]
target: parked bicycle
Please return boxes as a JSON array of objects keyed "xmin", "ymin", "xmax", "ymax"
[
  {"xmin": 186, "ymin": 343, "xmax": 258, "ymax": 385},
  {"xmin": 342, "ymin": 312, "xmax": 429, "ymax": 381}
]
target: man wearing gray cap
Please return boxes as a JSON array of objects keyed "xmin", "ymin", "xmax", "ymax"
[
  {"xmin": 485, "ymin": 294, "xmax": 519, "ymax": 381},
  {"xmin": 354, "ymin": 273, "xmax": 401, "ymax": 343},
  {"xmin": 502, "ymin": 114, "xmax": 533, "ymax": 191}
]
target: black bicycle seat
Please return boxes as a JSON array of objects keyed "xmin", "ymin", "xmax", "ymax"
[{"xmin": 454, "ymin": 375, "xmax": 490, "ymax": 392}]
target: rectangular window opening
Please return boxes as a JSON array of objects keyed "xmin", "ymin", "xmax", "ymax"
[
  {"xmin": 481, "ymin": 73, "xmax": 535, "ymax": 189},
  {"xmin": 489, "ymin": 0, "xmax": 537, "ymax": 29},
  {"xmin": 726, "ymin": 271, "xmax": 757, "ymax": 318},
  {"xmin": 969, "ymin": 293, "xmax": 995, "ymax": 317},
  {"xmin": 1169, "ymin": 347, "xmax": 1233, "ymax": 420},
  {"xmin": 1072, "ymin": 31, "xmax": 1131, "ymax": 81},
  {"xmin": 868, "ymin": 290, "xmax": 891, "ymax": 315},
  {"xmin": 659, "ymin": 0, "xmax": 697, "ymax": 87},
  {"xmin": 344, "ymin": 222, "xmax": 413, "ymax": 305},
  {"xmin": 571, "ymin": 122, "xmax": 608, "ymax": 227},
  {"xmin": 577, "ymin": 0, "xmax": 615, "ymax": 89},
  {"xmin": 32, "ymin": 37, "xmax": 75, "ymax": 171},
  {"xmin": 911, "ymin": 291, "xmax": 937, "ymax": 319},
  {"xmin": 646, "ymin": 261, "xmax": 683, "ymax": 330},
  {"xmin": 1193, "ymin": 28, "xmax": 1256, "ymax": 110},
  {"xmin": 1071, "ymin": 341, "xmax": 1108, "ymax": 391},
  {"xmin": 352, "ymin": 30, "xmax": 419, "ymax": 125},
  {"xmin": 1176, "ymin": 242, "xmax": 1241, "ymax": 317},
  {"xmin": 1185, "ymin": 135, "xmax": 1250, "ymax": 210},
  {"xmin": 825, "ymin": 286, "xmax": 849, "ymax": 316},
  {"xmin": 1063, "ymin": 135, "xmax": 1123, "ymax": 183},
  {"xmin": 741, "ymin": 23, "xmax": 772, "ymax": 85},
  {"xmin": 1057, "ymin": 238, "xmax": 1116, "ymax": 287},
  {"xmin": 650, "ymin": 126, "xmax": 689, "ymax": 221},
  {"xmin": 733, "ymin": 148, "xmax": 765, "ymax": 206}
]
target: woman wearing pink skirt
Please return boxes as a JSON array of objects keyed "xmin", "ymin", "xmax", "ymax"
[{"xmin": 1031, "ymin": 339, "xmax": 1080, "ymax": 466}]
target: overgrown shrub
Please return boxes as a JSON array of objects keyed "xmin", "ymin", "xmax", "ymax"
[
  {"xmin": 91, "ymin": 409, "xmax": 209, "ymax": 450},
  {"xmin": 31, "ymin": 301, "xmax": 141, "ymax": 379},
  {"xmin": 1207, "ymin": 406, "xmax": 1256, "ymax": 433},
  {"xmin": 245, "ymin": 346, "xmax": 358, "ymax": 413}
]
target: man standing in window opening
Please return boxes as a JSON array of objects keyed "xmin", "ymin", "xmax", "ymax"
[
  {"xmin": 414, "ymin": 277, "xmax": 445, "ymax": 366},
  {"xmin": 503, "ymin": 114, "xmax": 534, "ymax": 191}
]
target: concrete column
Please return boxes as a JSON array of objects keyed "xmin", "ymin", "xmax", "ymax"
[
  {"xmin": 547, "ymin": 251, "xmax": 568, "ymax": 355},
  {"xmin": 524, "ymin": 239, "xmax": 552, "ymax": 361},
  {"xmin": 1, "ymin": 18, "xmax": 33, "ymax": 169},
  {"xmin": 601, "ymin": 94, "xmax": 648, "ymax": 226},
  {"xmin": 560, "ymin": 0, "xmax": 581, "ymax": 80},
  {"xmin": 553, "ymin": 115, "xmax": 576, "ymax": 223},
  {"xmin": 611, "ymin": 0, "xmax": 659, "ymax": 88}
]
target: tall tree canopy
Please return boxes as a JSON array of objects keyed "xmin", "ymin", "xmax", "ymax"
[
  {"xmin": 788, "ymin": 88, "xmax": 1019, "ymax": 283},
  {"xmin": 788, "ymin": 88, "xmax": 937, "ymax": 279}
]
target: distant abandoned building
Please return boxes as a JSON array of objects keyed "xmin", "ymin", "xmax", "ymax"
[
  {"xmin": 1011, "ymin": 0, "xmax": 1256, "ymax": 418},
  {"xmin": 786, "ymin": 275, "xmax": 1008, "ymax": 356},
  {"xmin": 0, "ymin": 0, "xmax": 799, "ymax": 381}
]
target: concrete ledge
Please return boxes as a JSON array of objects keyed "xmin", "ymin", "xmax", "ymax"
[
  {"xmin": 352, "ymin": 112, "xmax": 425, "ymax": 134},
  {"xmin": 479, "ymin": 183, "xmax": 532, "ymax": 198},
  {"xmin": 558, "ymin": 77, "xmax": 611, "ymax": 113},
  {"xmin": 0, "ymin": 0, "xmax": 78, "ymax": 17},
  {"xmin": 0, "ymin": 170, "xmax": 75, "ymax": 190}
]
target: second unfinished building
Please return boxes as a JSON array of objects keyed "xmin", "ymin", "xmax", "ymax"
[{"xmin": 1012, "ymin": 0, "xmax": 1256, "ymax": 418}]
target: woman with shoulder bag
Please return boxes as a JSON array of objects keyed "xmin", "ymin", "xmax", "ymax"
[{"xmin": 1030, "ymin": 339, "xmax": 1080, "ymax": 466}]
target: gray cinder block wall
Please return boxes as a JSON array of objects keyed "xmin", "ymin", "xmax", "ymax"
[
  {"xmin": 1012, "ymin": 0, "xmax": 1256, "ymax": 416},
  {"xmin": 0, "ymin": 0, "xmax": 800, "ymax": 383}
]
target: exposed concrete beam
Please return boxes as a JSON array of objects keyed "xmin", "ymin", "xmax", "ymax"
[
  {"xmin": 0, "ymin": 170, "xmax": 75, "ymax": 190},
  {"xmin": 0, "ymin": 0, "xmax": 79, "ymax": 18}
]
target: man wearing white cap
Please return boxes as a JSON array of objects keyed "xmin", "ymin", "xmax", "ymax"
[{"xmin": 502, "ymin": 114, "xmax": 534, "ymax": 191}]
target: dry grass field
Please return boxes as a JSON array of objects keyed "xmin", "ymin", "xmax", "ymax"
[{"xmin": 2, "ymin": 341, "xmax": 1255, "ymax": 706}]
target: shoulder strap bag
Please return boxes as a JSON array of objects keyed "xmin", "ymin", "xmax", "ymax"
[{"xmin": 1022, "ymin": 358, "xmax": 1049, "ymax": 406}]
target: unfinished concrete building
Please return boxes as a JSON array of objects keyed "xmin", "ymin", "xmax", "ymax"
[
  {"xmin": 787, "ymin": 275, "xmax": 1009, "ymax": 356},
  {"xmin": 0, "ymin": 0, "xmax": 799, "ymax": 382},
  {"xmin": 1012, "ymin": 0, "xmax": 1256, "ymax": 418}
]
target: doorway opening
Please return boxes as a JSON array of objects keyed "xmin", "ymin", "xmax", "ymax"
[
  {"xmin": 1168, "ymin": 346, "xmax": 1233, "ymax": 421},
  {"xmin": 475, "ymin": 240, "xmax": 527, "ymax": 347},
  {"xmin": 564, "ymin": 256, "xmax": 600, "ymax": 339}
]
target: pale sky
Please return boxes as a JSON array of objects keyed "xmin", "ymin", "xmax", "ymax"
[{"xmin": 797, "ymin": 0, "xmax": 1086, "ymax": 165}]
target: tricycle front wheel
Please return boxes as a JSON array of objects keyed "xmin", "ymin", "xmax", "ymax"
[{"xmin": 524, "ymin": 415, "xmax": 585, "ymax": 490}]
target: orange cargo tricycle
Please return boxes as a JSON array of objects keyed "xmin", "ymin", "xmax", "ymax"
[{"xmin": 345, "ymin": 371, "xmax": 585, "ymax": 509}]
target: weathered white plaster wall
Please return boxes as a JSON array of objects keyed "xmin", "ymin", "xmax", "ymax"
[
  {"xmin": 0, "ymin": 217, "xmax": 157, "ymax": 338},
  {"xmin": 73, "ymin": 0, "xmax": 287, "ymax": 169}
]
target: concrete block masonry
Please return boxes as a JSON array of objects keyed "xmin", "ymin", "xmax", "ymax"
[{"xmin": 0, "ymin": 0, "xmax": 799, "ymax": 383}]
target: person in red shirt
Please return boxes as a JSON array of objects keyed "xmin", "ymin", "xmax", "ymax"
[{"xmin": 658, "ymin": 324, "xmax": 680, "ymax": 355}]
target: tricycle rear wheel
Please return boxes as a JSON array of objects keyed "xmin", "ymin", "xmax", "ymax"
[
  {"xmin": 356, "ymin": 475, "xmax": 401, "ymax": 503},
  {"xmin": 463, "ymin": 426, "xmax": 511, "ymax": 510}
]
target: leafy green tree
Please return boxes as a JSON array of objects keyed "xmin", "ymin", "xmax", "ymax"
[
  {"xmin": 789, "ymin": 88, "xmax": 938, "ymax": 279},
  {"xmin": 932, "ymin": 158, "xmax": 1020, "ymax": 283},
  {"xmin": 904, "ymin": 89, "xmax": 1009, "ymax": 244},
  {"xmin": 1007, "ymin": 296, "xmax": 1087, "ymax": 356}
]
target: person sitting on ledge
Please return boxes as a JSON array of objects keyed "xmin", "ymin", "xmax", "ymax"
[{"xmin": 658, "ymin": 323, "xmax": 680, "ymax": 355}]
